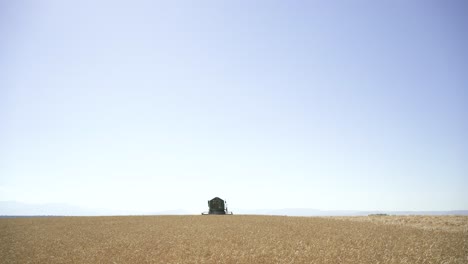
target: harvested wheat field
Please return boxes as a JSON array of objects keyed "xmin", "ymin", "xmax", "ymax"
[{"xmin": 1, "ymin": 215, "xmax": 467, "ymax": 263}]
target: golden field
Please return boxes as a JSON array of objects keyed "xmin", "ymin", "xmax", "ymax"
[{"xmin": 1, "ymin": 215, "xmax": 467, "ymax": 263}]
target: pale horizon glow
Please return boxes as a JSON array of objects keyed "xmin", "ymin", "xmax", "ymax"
[{"xmin": 1, "ymin": 0, "xmax": 467, "ymax": 214}]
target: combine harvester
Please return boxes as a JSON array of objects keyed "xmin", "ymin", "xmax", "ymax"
[{"xmin": 202, "ymin": 197, "xmax": 233, "ymax": 215}]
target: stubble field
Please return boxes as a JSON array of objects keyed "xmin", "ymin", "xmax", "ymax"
[{"xmin": 1, "ymin": 215, "xmax": 467, "ymax": 263}]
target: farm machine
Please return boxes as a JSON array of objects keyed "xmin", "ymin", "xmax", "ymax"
[{"xmin": 202, "ymin": 197, "xmax": 233, "ymax": 215}]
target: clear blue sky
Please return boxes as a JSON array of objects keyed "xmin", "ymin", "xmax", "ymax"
[{"xmin": 1, "ymin": 0, "xmax": 467, "ymax": 213}]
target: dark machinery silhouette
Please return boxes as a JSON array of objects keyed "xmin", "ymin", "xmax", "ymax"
[{"xmin": 202, "ymin": 197, "xmax": 233, "ymax": 215}]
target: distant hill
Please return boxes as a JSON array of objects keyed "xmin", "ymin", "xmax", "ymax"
[
  {"xmin": 0, "ymin": 201, "xmax": 192, "ymax": 216},
  {"xmin": 0, "ymin": 201, "xmax": 132, "ymax": 216},
  {"xmin": 1, "ymin": 201, "xmax": 467, "ymax": 216},
  {"xmin": 238, "ymin": 208, "xmax": 468, "ymax": 216}
]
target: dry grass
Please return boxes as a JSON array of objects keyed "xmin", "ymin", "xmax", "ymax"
[{"xmin": 1, "ymin": 215, "xmax": 467, "ymax": 263}]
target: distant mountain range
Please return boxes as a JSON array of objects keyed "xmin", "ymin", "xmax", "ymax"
[
  {"xmin": 0, "ymin": 201, "xmax": 127, "ymax": 216},
  {"xmin": 0, "ymin": 201, "xmax": 192, "ymax": 216},
  {"xmin": 236, "ymin": 208, "xmax": 468, "ymax": 216},
  {"xmin": 1, "ymin": 201, "xmax": 467, "ymax": 216}
]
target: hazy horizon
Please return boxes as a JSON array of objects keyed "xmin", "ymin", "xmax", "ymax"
[
  {"xmin": 1, "ymin": 0, "xmax": 467, "ymax": 214},
  {"xmin": 2, "ymin": 200, "xmax": 468, "ymax": 217}
]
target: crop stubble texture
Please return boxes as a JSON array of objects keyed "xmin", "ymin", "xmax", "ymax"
[{"xmin": 1, "ymin": 215, "xmax": 467, "ymax": 263}]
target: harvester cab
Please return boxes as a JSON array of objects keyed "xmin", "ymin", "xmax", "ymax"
[{"xmin": 202, "ymin": 197, "xmax": 233, "ymax": 215}]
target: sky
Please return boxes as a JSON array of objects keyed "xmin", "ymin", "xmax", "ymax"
[{"xmin": 1, "ymin": 0, "xmax": 467, "ymax": 214}]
